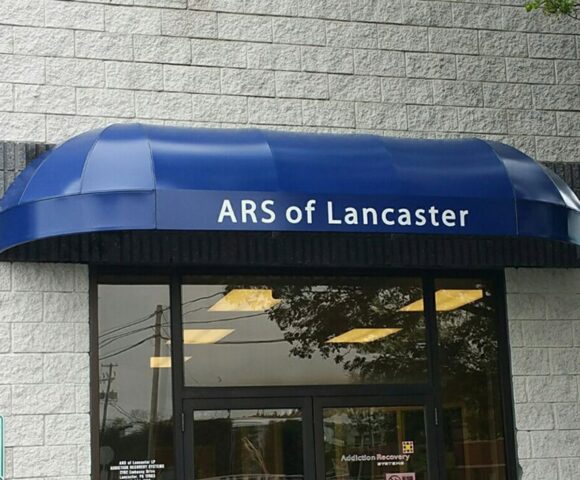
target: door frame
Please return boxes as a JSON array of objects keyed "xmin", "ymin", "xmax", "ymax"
[{"xmin": 183, "ymin": 392, "xmax": 437, "ymax": 480}]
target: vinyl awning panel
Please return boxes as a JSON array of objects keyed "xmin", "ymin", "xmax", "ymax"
[{"xmin": 0, "ymin": 123, "xmax": 579, "ymax": 253}]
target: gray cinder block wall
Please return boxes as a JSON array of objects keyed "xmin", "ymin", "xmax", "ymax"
[
  {"xmin": 506, "ymin": 269, "xmax": 580, "ymax": 480},
  {"xmin": 0, "ymin": 1, "xmax": 579, "ymax": 479},
  {"xmin": 0, "ymin": 263, "xmax": 90, "ymax": 480}
]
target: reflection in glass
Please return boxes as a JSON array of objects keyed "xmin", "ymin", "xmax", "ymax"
[
  {"xmin": 436, "ymin": 279, "xmax": 507, "ymax": 480},
  {"xmin": 324, "ymin": 406, "xmax": 428, "ymax": 480},
  {"xmin": 98, "ymin": 285, "xmax": 174, "ymax": 480},
  {"xmin": 193, "ymin": 409, "xmax": 304, "ymax": 480},
  {"xmin": 182, "ymin": 277, "xmax": 427, "ymax": 386}
]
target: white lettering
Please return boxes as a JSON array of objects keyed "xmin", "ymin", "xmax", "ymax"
[
  {"xmin": 381, "ymin": 208, "xmax": 395, "ymax": 225},
  {"xmin": 327, "ymin": 201, "xmax": 342, "ymax": 224},
  {"xmin": 362, "ymin": 207, "xmax": 378, "ymax": 225},
  {"xmin": 261, "ymin": 200, "xmax": 276, "ymax": 224},
  {"xmin": 428, "ymin": 206, "xmax": 440, "ymax": 226},
  {"xmin": 286, "ymin": 206, "xmax": 303, "ymax": 224},
  {"xmin": 217, "ymin": 199, "xmax": 237, "ymax": 223},
  {"xmin": 241, "ymin": 200, "xmax": 258, "ymax": 223},
  {"xmin": 415, "ymin": 208, "xmax": 426, "ymax": 226},
  {"xmin": 344, "ymin": 207, "xmax": 358, "ymax": 225},
  {"xmin": 442, "ymin": 209, "xmax": 456, "ymax": 227},
  {"xmin": 460, "ymin": 209, "xmax": 469, "ymax": 227},
  {"xmin": 398, "ymin": 208, "xmax": 411, "ymax": 226},
  {"xmin": 305, "ymin": 199, "xmax": 316, "ymax": 224}
]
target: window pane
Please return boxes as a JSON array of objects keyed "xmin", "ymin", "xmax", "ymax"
[
  {"xmin": 193, "ymin": 409, "xmax": 304, "ymax": 480},
  {"xmin": 436, "ymin": 279, "xmax": 507, "ymax": 480},
  {"xmin": 324, "ymin": 406, "xmax": 428, "ymax": 480},
  {"xmin": 98, "ymin": 285, "xmax": 174, "ymax": 480},
  {"xmin": 182, "ymin": 277, "xmax": 427, "ymax": 386}
]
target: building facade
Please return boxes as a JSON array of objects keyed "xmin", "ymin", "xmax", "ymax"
[{"xmin": 0, "ymin": 1, "xmax": 579, "ymax": 480}]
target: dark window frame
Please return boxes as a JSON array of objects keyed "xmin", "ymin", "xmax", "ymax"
[{"xmin": 89, "ymin": 266, "xmax": 518, "ymax": 480}]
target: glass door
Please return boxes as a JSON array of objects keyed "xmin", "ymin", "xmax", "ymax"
[
  {"xmin": 184, "ymin": 398, "xmax": 315, "ymax": 480},
  {"xmin": 314, "ymin": 396, "xmax": 435, "ymax": 480}
]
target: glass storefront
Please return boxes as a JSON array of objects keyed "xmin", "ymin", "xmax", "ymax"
[{"xmin": 96, "ymin": 274, "xmax": 513, "ymax": 480}]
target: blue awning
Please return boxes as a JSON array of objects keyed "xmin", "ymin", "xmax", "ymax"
[{"xmin": 0, "ymin": 123, "xmax": 579, "ymax": 253}]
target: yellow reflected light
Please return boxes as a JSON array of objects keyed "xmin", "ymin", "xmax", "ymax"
[
  {"xmin": 183, "ymin": 329, "xmax": 234, "ymax": 344},
  {"xmin": 326, "ymin": 328, "xmax": 402, "ymax": 344},
  {"xmin": 150, "ymin": 356, "xmax": 191, "ymax": 368},
  {"xmin": 209, "ymin": 289, "xmax": 281, "ymax": 312},
  {"xmin": 399, "ymin": 289, "xmax": 484, "ymax": 312}
]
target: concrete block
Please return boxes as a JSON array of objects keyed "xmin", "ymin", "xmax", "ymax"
[
  {"xmin": 192, "ymin": 94, "xmax": 247, "ymax": 123},
  {"xmin": 511, "ymin": 348, "xmax": 550, "ymax": 375},
  {"xmin": 429, "ymin": 28, "xmax": 478, "ymax": 55},
  {"xmin": 135, "ymin": 91, "xmax": 192, "ymax": 120},
  {"xmin": 546, "ymin": 294, "xmax": 580, "ymax": 320},
  {"xmin": 350, "ymin": 0, "xmax": 401, "ymax": 23},
  {"xmin": 43, "ymin": 353, "xmax": 89, "ymax": 384},
  {"xmin": 13, "ymin": 27, "xmax": 74, "ymax": 57},
  {"xmin": 220, "ymin": 13, "xmax": 272, "ymax": 42},
  {"xmin": 0, "ymin": 291, "xmax": 42, "ymax": 323},
  {"xmin": 247, "ymin": 44, "xmax": 301, "ymax": 71},
  {"xmin": 401, "ymin": 1, "xmax": 453, "ymax": 27},
  {"xmin": 12, "ymin": 323, "xmax": 74, "ymax": 354},
  {"xmin": 0, "ymin": 263, "xmax": 10, "ymax": 291},
  {"xmin": 302, "ymin": 47, "xmax": 353, "ymax": 74},
  {"xmin": 77, "ymin": 88, "xmax": 135, "ymax": 118},
  {"xmin": 0, "ymin": 385, "xmax": 11, "ymax": 415},
  {"xmin": 522, "ymin": 321, "xmax": 574, "ymax": 347},
  {"xmin": 75, "ymin": 385, "xmax": 90, "ymax": 414},
  {"xmin": 74, "ymin": 265, "xmax": 89, "ymax": 293},
  {"xmin": 406, "ymin": 53, "xmax": 456, "ymax": 80},
  {"xmin": 533, "ymin": 85, "xmax": 580, "ymax": 111},
  {"xmin": 452, "ymin": 3, "xmax": 501, "ymax": 30},
  {"xmin": 15, "ymin": 85, "xmax": 76, "ymax": 115},
  {"xmin": 0, "ymin": 0, "xmax": 44, "ymax": 27},
  {"xmin": 457, "ymin": 55, "xmax": 506, "ymax": 82},
  {"xmin": 329, "ymin": 75, "xmax": 381, "ymax": 102},
  {"xmin": 558, "ymin": 112, "xmax": 580, "ymax": 136},
  {"xmin": 47, "ymin": 58, "xmax": 105, "ymax": 88},
  {"xmin": 517, "ymin": 431, "xmax": 531, "ymax": 459},
  {"xmin": 74, "ymin": 323, "xmax": 89, "ymax": 354},
  {"xmin": 12, "ymin": 384, "xmax": 76, "ymax": 415},
  {"xmin": 520, "ymin": 459, "xmax": 559, "ymax": 480},
  {"xmin": 559, "ymin": 458, "xmax": 580, "ymax": 480},
  {"xmin": 134, "ymin": 35, "xmax": 191, "ymax": 64},
  {"xmin": 45, "ymin": 0, "xmax": 104, "ymax": 30},
  {"xmin": 479, "ymin": 30, "xmax": 528, "ymax": 57},
  {"xmin": 163, "ymin": 65, "xmax": 221, "ymax": 94},
  {"xmin": 0, "ymin": 324, "xmax": 9, "ymax": 353},
  {"xmin": 248, "ymin": 97, "xmax": 302, "ymax": 126},
  {"xmin": 273, "ymin": 17, "xmax": 325, "ymax": 46},
  {"xmin": 509, "ymin": 320, "xmax": 524, "ymax": 347},
  {"xmin": 530, "ymin": 430, "xmax": 580, "ymax": 458},
  {"xmin": 515, "ymin": 403, "xmax": 555, "ymax": 430},
  {"xmin": 0, "ymin": 82, "xmax": 13, "ymax": 111},
  {"xmin": 382, "ymin": 78, "xmax": 433, "ymax": 105},
  {"xmin": 4, "ymin": 415, "xmax": 44, "ymax": 447},
  {"xmin": 556, "ymin": 60, "xmax": 580, "ymax": 85},
  {"xmin": 13, "ymin": 445, "xmax": 78, "ymax": 477},
  {"xmin": 78, "ymin": 444, "xmax": 91, "ymax": 475},
  {"xmin": 355, "ymin": 102, "xmax": 407, "ymax": 130},
  {"xmin": 379, "ymin": 25, "xmax": 427, "ymax": 52},
  {"xmin": 407, "ymin": 105, "xmax": 458, "ymax": 132},
  {"xmin": 508, "ymin": 110, "xmax": 557, "ymax": 136},
  {"xmin": 0, "ymin": 54, "xmax": 45, "ymax": 85},
  {"xmin": 302, "ymin": 100, "xmax": 355, "ymax": 128},
  {"xmin": 535, "ymin": 136, "xmax": 580, "ymax": 163},
  {"xmin": 192, "ymin": 39, "xmax": 246, "ymax": 68},
  {"xmin": 554, "ymin": 403, "xmax": 580, "ymax": 430},
  {"xmin": 505, "ymin": 269, "xmax": 580, "ymax": 294},
  {"xmin": 221, "ymin": 68, "xmax": 275, "ymax": 97},
  {"xmin": 105, "ymin": 6, "xmax": 162, "ymax": 35},
  {"xmin": 507, "ymin": 294, "xmax": 546, "ymax": 320},
  {"xmin": 0, "ymin": 354, "xmax": 43, "ymax": 384},
  {"xmin": 527, "ymin": 376, "xmax": 577, "ymax": 403},
  {"xmin": 44, "ymin": 292, "xmax": 88, "ymax": 324},
  {"xmin": 45, "ymin": 414, "xmax": 90, "ymax": 445},
  {"xmin": 106, "ymin": 61, "xmax": 163, "ymax": 91},
  {"xmin": 75, "ymin": 31, "xmax": 133, "ymax": 61},
  {"xmin": 483, "ymin": 83, "xmax": 532, "ymax": 109},
  {"xmin": 432, "ymin": 80, "xmax": 482, "ymax": 107},
  {"xmin": 162, "ymin": 9, "xmax": 217, "ymax": 38},
  {"xmin": 276, "ymin": 72, "xmax": 328, "ymax": 100},
  {"xmin": 506, "ymin": 58, "xmax": 556, "ymax": 84},
  {"xmin": 550, "ymin": 348, "xmax": 580, "ymax": 374},
  {"xmin": 354, "ymin": 50, "xmax": 405, "ymax": 77},
  {"xmin": 0, "ymin": 112, "xmax": 45, "ymax": 142},
  {"xmin": 327, "ymin": 21, "xmax": 377, "ymax": 49},
  {"xmin": 529, "ymin": 33, "xmax": 576, "ymax": 59},
  {"xmin": 458, "ymin": 107, "xmax": 507, "ymax": 134}
]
